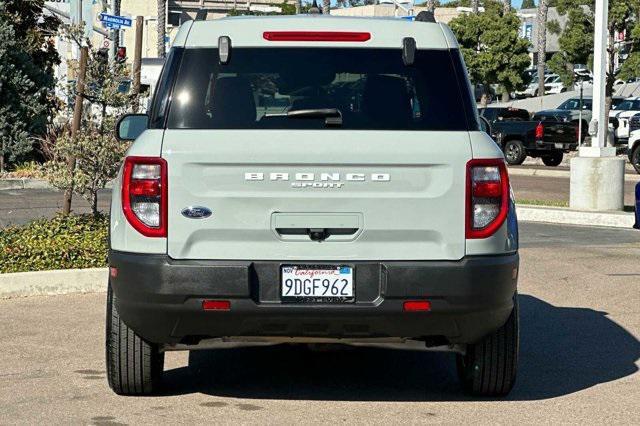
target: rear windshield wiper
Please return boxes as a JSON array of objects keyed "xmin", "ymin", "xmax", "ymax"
[{"xmin": 264, "ymin": 108, "xmax": 343, "ymax": 127}]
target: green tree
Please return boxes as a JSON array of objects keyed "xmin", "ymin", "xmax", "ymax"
[
  {"xmin": 228, "ymin": 2, "xmax": 305, "ymax": 16},
  {"xmin": 450, "ymin": 4, "xmax": 531, "ymax": 105},
  {"xmin": 44, "ymin": 122, "xmax": 128, "ymax": 215},
  {"xmin": 0, "ymin": 0, "xmax": 60, "ymax": 171},
  {"xmin": 44, "ymin": 25, "xmax": 134, "ymax": 215},
  {"xmin": 550, "ymin": 1, "xmax": 640, "ymax": 124},
  {"xmin": 547, "ymin": 3, "xmax": 593, "ymax": 87},
  {"xmin": 521, "ymin": 0, "xmax": 536, "ymax": 9},
  {"xmin": 336, "ymin": 0, "xmax": 376, "ymax": 7}
]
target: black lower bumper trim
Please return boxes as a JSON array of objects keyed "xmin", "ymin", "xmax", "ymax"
[{"xmin": 108, "ymin": 251, "xmax": 518, "ymax": 345}]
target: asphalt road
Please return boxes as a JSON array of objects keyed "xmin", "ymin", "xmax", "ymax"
[
  {"xmin": 0, "ymin": 189, "xmax": 111, "ymax": 228},
  {"xmin": 0, "ymin": 222, "xmax": 638, "ymax": 424},
  {"xmin": 1, "ymin": 172, "xmax": 638, "ymax": 228}
]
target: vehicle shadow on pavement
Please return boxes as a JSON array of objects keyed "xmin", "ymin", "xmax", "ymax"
[{"xmin": 160, "ymin": 294, "xmax": 639, "ymax": 401}]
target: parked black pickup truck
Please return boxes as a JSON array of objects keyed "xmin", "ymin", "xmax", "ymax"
[{"xmin": 479, "ymin": 107, "xmax": 578, "ymax": 166}]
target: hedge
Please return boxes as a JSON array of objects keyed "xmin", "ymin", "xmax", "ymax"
[{"xmin": 0, "ymin": 214, "xmax": 108, "ymax": 273}]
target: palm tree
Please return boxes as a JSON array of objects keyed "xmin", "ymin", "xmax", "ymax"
[
  {"xmin": 157, "ymin": 0, "xmax": 166, "ymax": 58},
  {"xmin": 323, "ymin": 0, "xmax": 330, "ymax": 14},
  {"xmin": 426, "ymin": 0, "xmax": 436, "ymax": 13},
  {"xmin": 502, "ymin": 0, "xmax": 511, "ymax": 15},
  {"xmin": 536, "ymin": 0, "xmax": 549, "ymax": 97},
  {"xmin": 295, "ymin": 0, "xmax": 301, "ymax": 14}
]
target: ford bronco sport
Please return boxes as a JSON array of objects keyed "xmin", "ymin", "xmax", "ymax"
[{"xmin": 107, "ymin": 14, "xmax": 519, "ymax": 397}]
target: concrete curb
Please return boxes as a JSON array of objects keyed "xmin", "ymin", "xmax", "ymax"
[
  {"xmin": 0, "ymin": 179, "xmax": 114, "ymax": 191},
  {"xmin": 517, "ymin": 205, "xmax": 636, "ymax": 228},
  {"xmin": 509, "ymin": 167, "xmax": 640, "ymax": 182},
  {"xmin": 0, "ymin": 268, "xmax": 107, "ymax": 299},
  {"xmin": 0, "ymin": 179, "xmax": 53, "ymax": 191}
]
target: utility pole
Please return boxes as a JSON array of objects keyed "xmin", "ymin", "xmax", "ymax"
[
  {"xmin": 132, "ymin": 16, "xmax": 144, "ymax": 112},
  {"xmin": 111, "ymin": 0, "xmax": 121, "ymax": 60},
  {"xmin": 157, "ymin": 0, "xmax": 166, "ymax": 58},
  {"xmin": 63, "ymin": 46, "xmax": 88, "ymax": 216},
  {"xmin": 569, "ymin": 0, "xmax": 625, "ymax": 211}
]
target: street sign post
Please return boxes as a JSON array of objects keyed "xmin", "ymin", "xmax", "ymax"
[{"xmin": 99, "ymin": 13, "xmax": 132, "ymax": 28}]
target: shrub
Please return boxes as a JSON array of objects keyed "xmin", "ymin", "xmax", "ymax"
[
  {"xmin": 0, "ymin": 214, "xmax": 108, "ymax": 273},
  {"xmin": 43, "ymin": 125, "xmax": 128, "ymax": 215}
]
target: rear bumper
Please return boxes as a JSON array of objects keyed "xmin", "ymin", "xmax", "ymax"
[
  {"xmin": 535, "ymin": 140, "xmax": 577, "ymax": 151},
  {"xmin": 108, "ymin": 251, "xmax": 519, "ymax": 346}
]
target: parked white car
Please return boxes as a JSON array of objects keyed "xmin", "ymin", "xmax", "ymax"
[
  {"xmin": 543, "ymin": 74, "xmax": 565, "ymax": 95},
  {"xmin": 627, "ymin": 124, "xmax": 640, "ymax": 173},
  {"xmin": 610, "ymin": 97, "xmax": 640, "ymax": 142},
  {"xmin": 514, "ymin": 70, "xmax": 552, "ymax": 98}
]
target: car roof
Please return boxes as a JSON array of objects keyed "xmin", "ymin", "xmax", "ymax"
[{"xmin": 172, "ymin": 15, "xmax": 458, "ymax": 50}]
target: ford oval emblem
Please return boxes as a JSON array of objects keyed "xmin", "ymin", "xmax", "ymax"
[{"xmin": 181, "ymin": 206, "xmax": 212, "ymax": 219}]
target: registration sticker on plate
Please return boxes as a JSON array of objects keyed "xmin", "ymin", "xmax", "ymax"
[{"xmin": 281, "ymin": 265, "xmax": 354, "ymax": 302}]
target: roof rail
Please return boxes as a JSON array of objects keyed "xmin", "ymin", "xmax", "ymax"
[{"xmin": 415, "ymin": 11, "xmax": 436, "ymax": 23}]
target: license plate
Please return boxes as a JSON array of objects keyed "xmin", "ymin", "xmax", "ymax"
[
  {"xmin": 281, "ymin": 265, "xmax": 354, "ymax": 302},
  {"xmin": 555, "ymin": 143, "xmax": 564, "ymax": 148}
]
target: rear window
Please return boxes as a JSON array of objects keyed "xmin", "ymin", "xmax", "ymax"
[
  {"xmin": 559, "ymin": 99, "xmax": 592, "ymax": 110},
  {"xmin": 613, "ymin": 100, "xmax": 640, "ymax": 111},
  {"xmin": 482, "ymin": 108, "xmax": 529, "ymax": 122},
  {"xmin": 164, "ymin": 48, "xmax": 475, "ymax": 131}
]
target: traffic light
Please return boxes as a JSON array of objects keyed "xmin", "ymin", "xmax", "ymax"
[{"xmin": 116, "ymin": 47, "xmax": 127, "ymax": 63}]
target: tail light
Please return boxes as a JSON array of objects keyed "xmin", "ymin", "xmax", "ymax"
[
  {"xmin": 535, "ymin": 122, "xmax": 544, "ymax": 140},
  {"xmin": 466, "ymin": 159, "xmax": 509, "ymax": 239},
  {"xmin": 122, "ymin": 156, "xmax": 167, "ymax": 237},
  {"xmin": 263, "ymin": 31, "xmax": 371, "ymax": 42}
]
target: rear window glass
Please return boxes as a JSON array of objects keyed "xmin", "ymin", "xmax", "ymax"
[
  {"xmin": 559, "ymin": 99, "xmax": 592, "ymax": 110},
  {"xmin": 165, "ymin": 48, "xmax": 474, "ymax": 131}
]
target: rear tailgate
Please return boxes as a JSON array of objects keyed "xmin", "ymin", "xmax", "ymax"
[
  {"xmin": 542, "ymin": 121, "xmax": 577, "ymax": 145},
  {"xmin": 162, "ymin": 131, "xmax": 471, "ymax": 261}
]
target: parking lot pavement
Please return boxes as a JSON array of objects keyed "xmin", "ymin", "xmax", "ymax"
[
  {"xmin": 0, "ymin": 222, "xmax": 638, "ymax": 424},
  {"xmin": 0, "ymin": 189, "xmax": 111, "ymax": 228}
]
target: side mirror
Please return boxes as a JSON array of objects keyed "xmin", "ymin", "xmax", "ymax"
[
  {"xmin": 479, "ymin": 116, "xmax": 492, "ymax": 135},
  {"xmin": 116, "ymin": 114, "xmax": 148, "ymax": 141}
]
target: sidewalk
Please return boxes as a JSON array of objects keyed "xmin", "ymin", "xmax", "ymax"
[{"xmin": 517, "ymin": 205, "xmax": 636, "ymax": 229}]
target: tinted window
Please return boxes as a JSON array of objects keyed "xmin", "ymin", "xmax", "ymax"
[
  {"xmin": 149, "ymin": 48, "xmax": 184, "ymax": 128},
  {"xmin": 611, "ymin": 98, "xmax": 624, "ymax": 108},
  {"xmin": 558, "ymin": 99, "xmax": 591, "ymax": 110},
  {"xmin": 613, "ymin": 100, "xmax": 640, "ymax": 110},
  {"xmin": 479, "ymin": 108, "xmax": 496, "ymax": 122},
  {"xmin": 166, "ymin": 48, "xmax": 475, "ymax": 131}
]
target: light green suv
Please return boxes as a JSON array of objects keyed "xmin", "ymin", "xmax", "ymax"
[{"xmin": 107, "ymin": 13, "xmax": 519, "ymax": 397}]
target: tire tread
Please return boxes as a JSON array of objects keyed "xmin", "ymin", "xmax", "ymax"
[
  {"xmin": 457, "ymin": 297, "xmax": 519, "ymax": 397},
  {"xmin": 106, "ymin": 284, "xmax": 163, "ymax": 395}
]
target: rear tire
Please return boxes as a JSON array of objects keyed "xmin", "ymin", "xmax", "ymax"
[
  {"xmin": 541, "ymin": 151, "xmax": 563, "ymax": 167},
  {"xmin": 106, "ymin": 282, "xmax": 164, "ymax": 395},
  {"xmin": 503, "ymin": 140, "xmax": 527, "ymax": 165},
  {"xmin": 456, "ymin": 297, "xmax": 519, "ymax": 397}
]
